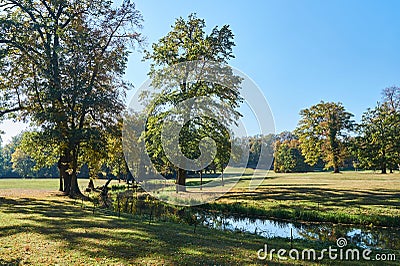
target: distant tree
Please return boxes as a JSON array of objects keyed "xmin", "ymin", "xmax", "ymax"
[
  {"xmin": 9, "ymin": 131, "xmax": 59, "ymax": 178},
  {"xmin": 246, "ymin": 134, "xmax": 275, "ymax": 169},
  {"xmin": 11, "ymin": 148, "xmax": 35, "ymax": 178},
  {"xmin": 35, "ymin": 164, "xmax": 59, "ymax": 178},
  {"xmin": 275, "ymin": 131, "xmax": 297, "ymax": 143},
  {"xmin": 0, "ymin": 137, "xmax": 4, "ymax": 176},
  {"xmin": 1, "ymin": 134, "xmax": 24, "ymax": 177},
  {"xmin": 355, "ymin": 102, "xmax": 400, "ymax": 173},
  {"xmin": 274, "ymin": 141, "xmax": 296, "ymax": 173},
  {"xmin": 122, "ymin": 111, "xmax": 148, "ymax": 181},
  {"xmin": 19, "ymin": 131, "xmax": 62, "ymax": 182},
  {"xmin": 143, "ymin": 14, "xmax": 242, "ymax": 191},
  {"xmin": 295, "ymin": 101, "xmax": 354, "ymax": 173},
  {"xmin": 247, "ymin": 136, "xmax": 262, "ymax": 168},
  {"xmin": 101, "ymin": 121, "xmax": 130, "ymax": 182},
  {"xmin": 274, "ymin": 138, "xmax": 311, "ymax": 173},
  {"xmin": 382, "ymin": 86, "xmax": 400, "ymax": 112}
]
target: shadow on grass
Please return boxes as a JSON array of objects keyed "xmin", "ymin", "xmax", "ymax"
[
  {"xmin": 222, "ymin": 186, "xmax": 400, "ymax": 208},
  {"xmin": 0, "ymin": 196, "xmax": 269, "ymax": 265},
  {"xmin": 186, "ymin": 180, "xmax": 213, "ymax": 186},
  {"xmin": 0, "ymin": 258, "xmax": 22, "ymax": 266},
  {"xmin": 1, "ymin": 196, "xmax": 399, "ymax": 265}
]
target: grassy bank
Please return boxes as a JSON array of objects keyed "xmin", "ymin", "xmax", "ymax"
[
  {"xmin": 0, "ymin": 193, "xmax": 398, "ymax": 265},
  {"xmin": 206, "ymin": 170, "xmax": 400, "ymax": 227}
]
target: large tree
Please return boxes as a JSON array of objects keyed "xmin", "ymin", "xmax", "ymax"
[
  {"xmin": 295, "ymin": 101, "xmax": 354, "ymax": 173},
  {"xmin": 143, "ymin": 14, "xmax": 242, "ymax": 191},
  {"xmin": 0, "ymin": 0, "xmax": 143, "ymax": 196},
  {"xmin": 355, "ymin": 88, "xmax": 400, "ymax": 173}
]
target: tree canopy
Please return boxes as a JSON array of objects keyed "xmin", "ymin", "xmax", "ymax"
[
  {"xmin": 0, "ymin": 0, "xmax": 143, "ymax": 196},
  {"xmin": 142, "ymin": 14, "xmax": 243, "ymax": 191},
  {"xmin": 295, "ymin": 101, "xmax": 354, "ymax": 173},
  {"xmin": 355, "ymin": 87, "xmax": 400, "ymax": 173}
]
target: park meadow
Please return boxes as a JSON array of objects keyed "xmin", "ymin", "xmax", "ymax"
[{"xmin": 1, "ymin": 170, "xmax": 400, "ymax": 265}]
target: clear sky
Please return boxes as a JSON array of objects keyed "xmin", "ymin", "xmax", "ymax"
[
  {"xmin": 126, "ymin": 0, "xmax": 400, "ymax": 132},
  {"xmin": 1, "ymin": 0, "xmax": 400, "ymax": 143}
]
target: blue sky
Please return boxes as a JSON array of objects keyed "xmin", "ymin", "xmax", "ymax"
[
  {"xmin": 126, "ymin": 0, "xmax": 400, "ymax": 133},
  {"xmin": 1, "ymin": 0, "xmax": 400, "ymax": 142}
]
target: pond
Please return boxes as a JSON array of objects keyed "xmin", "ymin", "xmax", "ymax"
[{"xmin": 200, "ymin": 213, "xmax": 400, "ymax": 250}]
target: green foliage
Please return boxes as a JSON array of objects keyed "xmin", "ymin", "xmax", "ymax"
[
  {"xmin": 142, "ymin": 14, "xmax": 242, "ymax": 185},
  {"xmin": 0, "ymin": 131, "xmax": 58, "ymax": 178},
  {"xmin": 1, "ymin": 134, "xmax": 23, "ymax": 177},
  {"xmin": 355, "ymin": 100, "xmax": 400, "ymax": 173},
  {"xmin": 295, "ymin": 101, "xmax": 354, "ymax": 173},
  {"xmin": 274, "ymin": 139, "xmax": 311, "ymax": 173},
  {"xmin": 0, "ymin": 0, "xmax": 143, "ymax": 193},
  {"xmin": 10, "ymin": 148, "xmax": 35, "ymax": 178},
  {"xmin": 144, "ymin": 13, "xmax": 236, "ymax": 68},
  {"xmin": 18, "ymin": 131, "xmax": 59, "ymax": 170},
  {"xmin": 241, "ymin": 134, "xmax": 274, "ymax": 169},
  {"xmin": 275, "ymin": 143, "xmax": 296, "ymax": 172},
  {"xmin": 9, "ymin": 131, "xmax": 59, "ymax": 177}
]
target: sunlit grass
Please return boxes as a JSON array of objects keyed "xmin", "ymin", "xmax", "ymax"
[
  {"xmin": 208, "ymin": 169, "xmax": 400, "ymax": 227},
  {"xmin": 1, "ymin": 174, "xmax": 400, "ymax": 265},
  {"xmin": 0, "ymin": 195, "xmax": 317, "ymax": 265}
]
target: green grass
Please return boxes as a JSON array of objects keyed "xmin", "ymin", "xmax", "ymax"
[
  {"xmin": 1, "ymin": 194, "xmax": 398, "ymax": 265},
  {"xmin": 210, "ymin": 170, "xmax": 400, "ymax": 227},
  {"xmin": 0, "ymin": 195, "xmax": 323, "ymax": 265},
  {"xmin": 0, "ymin": 178, "xmax": 59, "ymax": 190},
  {"xmin": 1, "ymin": 173, "xmax": 400, "ymax": 265}
]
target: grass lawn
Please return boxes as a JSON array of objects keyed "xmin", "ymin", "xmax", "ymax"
[
  {"xmin": 203, "ymin": 170, "xmax": 400, "ymax": 227},
  {"xmin": 0, "ymin": 173, "xmax": 399, "ymax": 265},
  {"xmin": 0, "ymin": 192, "xmax": 344, "ymax": 266}
]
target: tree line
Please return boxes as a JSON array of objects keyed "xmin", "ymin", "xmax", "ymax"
[
  {"xmin": 3, "ymin": 85, "xmax": 399, "ymax": 180},
  {"xmin": 275, "ymin": 86, "xmax": 400, "ymax": 174}
]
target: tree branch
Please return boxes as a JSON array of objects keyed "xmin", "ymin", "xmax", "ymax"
[{"xmin": 0, "ymin": 106, "xmax": 23, "ymax": 117}]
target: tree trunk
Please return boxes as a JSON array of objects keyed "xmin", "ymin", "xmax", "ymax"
[
  {"xmin": 100, "ymin": 177, "xmax": 113, "ymax": 208},
  {"xmin": 68, "ymin": 149, "xmax": 82, "ymax": 198},
  {"xmin": 57, "ymin": 159, "xmax": 63, "ymax": 192},
  {"xmin": 381, "ymin": 166, "xmax": 387, "ymax": 174},
  {"xmin": 68, "ymin": 173, "xmax": 82, "ymax": 198},
  {"xmin": 333, "ymin": 166, "xmax": 340, "ymax": 173},
  {"xmin": 59, "ymin": 177, "xmax": 63, "ymax": 192},
  {"xmin": 58, "ymin": 150, "xmax": 83, "ymax": 198},
  {"xmin": 88, "ymin": 179, "xmax": 95, "ymax": 190},
  {"xmin": 63, "ymin": 170, "xmax": 72, "ymax": 195},
  {"xmin": 58, "ymin": 154, "xmax": 71, "ymax": 194},
  {"xmin": 176, "ymin": 168, "xmax": 187, "ymax": 192},
  {"xmin": 330, "ymin": 130, "xmax": 340, "ymax": 174},
  {"xmin": 381, "ymin": 150, "xmax": 387, "ymax": 174}
]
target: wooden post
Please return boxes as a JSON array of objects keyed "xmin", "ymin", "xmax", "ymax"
[
  {"xmin": 200, "ymin": 170, "xmax": 203, "ymax": 191},
  {"xmin": 290, "ymin": 228, "xmax": 293, "ymax": 249},
  {"xmin": 117, "ymin": 194, "xmax": 121, "ymax": 218},
  {"xmin": 221, "ymin": 168, "xmax": 224, "ymax": 186}
]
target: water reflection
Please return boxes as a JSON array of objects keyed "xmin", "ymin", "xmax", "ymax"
[{"xmin": 200, "ymin": 212, "xmax": 400, "ymax": 250}]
